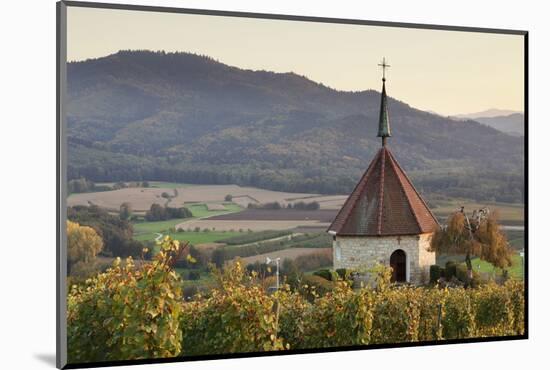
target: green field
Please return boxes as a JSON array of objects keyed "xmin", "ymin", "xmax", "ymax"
[
  {"xmin": 186, "ymin": 202, "xmax": 242, "ymax": 218},
  {"xmin": 133, "ymin": 218, "xmax": 186, "ymax": 235},
  {"xmin": 438, "ymin": 253, "xmax": 524, "ymax": 280},
  {"xmin": 174, "ymin": 268, "xmax": 214, "ymax": 284},
  {"xmin": 471, "ymin": 254, "xmax": 524, "ymax": 280},
  {"xmin": 149, "ymin": 181, "xmax": 193, "ymax": 188},
  {"xmin": 132, "ymin": 201, "xmax": 243, "ymax": 242}
]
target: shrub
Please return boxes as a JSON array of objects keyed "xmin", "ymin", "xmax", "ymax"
[
  {"xmin": 335, "ymin": 268, "xmax": 350, "ymax": 280},
  {"xmin": 313, "ymin": 269, "xmax": 332, "ymax": 281},
  {"xmin": 67, "ymin": 238, "xmax": 184, "ymax": 362},
  {"xmin": 275, "ymin": 287, "xmax": 309, "ymax": 348},
  {"xmin": 300, "ymin": 274, "xmax": 335, "ymax": 300},
  {"xmin": 188, "ymin": 270, "xmax": 201, "ymax": 280},
  {"xmin": 68, "ymin": 205, "xmax": 142, "ymax": 258},
  {"xmin": 211, "ymin": 248, "xmax": 226, "ymax": 268},
  {"xmin": 301, "ymin": 281, "xmax": 372, "ymax": 348},
  {"xmin": 293, "ymin": 250, "xmax": 333, "ymax": 272},
  {"xmin": 456, "ymin": 263, "xmax": 468, "ymax": 283},
  {"xmin": 67, "ymin": 244, "xmax": 525, "ymax": 361},
  {"xmin": 430, "ymin": 265, "xmax": 442, "ymax": 284},
  {"xmin": 445, "ymin": 261, "xmax": 458, "ymax": 280},
  {"xmin": 180, "ymin": 262, "xmax": 284, "ymax": 355},
  {"xmin": 145, "ymin": 204, "xmax": 192, "ymax": 221},
  {"xmin": 245, "ymin": 261, "xmax": 273, "ymax": 277},
  {"xmin": 441, "ymin": 288, "xmax": 476, "ymax": 339},
  {"xmin": 183, "ymin": 285, "xmax": 199, "ymax": 301},
  {"xmin": 292, "ymin": 201, "xmax": 320, "ymax": 210}
]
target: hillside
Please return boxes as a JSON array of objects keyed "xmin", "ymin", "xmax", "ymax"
[
  {"xmin": 473, "ymin": 113, "xmax": 524, "ymax": 136},
  {"xmin": 66, "ymin": 50, "xmax": 524, "ymax": 203}
]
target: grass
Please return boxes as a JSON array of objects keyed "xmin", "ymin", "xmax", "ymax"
[
  {"xmin": 438, "ymin": 253, "xmax": 524, "ymax": 280},
  {"xmin": 174, "ymin": 268, "xmax": 215, "ymax": 287},
  {"xmin": 131, "ymin": 202, "xmax": 243, "ymax": 242},
  {"xmin": 133, "ymin": 218, "xmax": 187, "ymax": 235},
  {"xmin": 471, "ymin": 254, "xmax": 524, "ymax": 280},
  {"xmin": 186, "ymin": 202, "xmax": 242, "ymax": 218}
]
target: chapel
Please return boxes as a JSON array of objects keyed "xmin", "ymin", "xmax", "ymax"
[{"xmin": 327, "ymin": 59, "xmax": 439, "ymax": 284}]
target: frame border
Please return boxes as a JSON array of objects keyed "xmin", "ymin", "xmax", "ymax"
[
  {"xmin": 56, "ymin": 1, "xmax": 529, "ymax": 369},
  {"xmin": 57, "ymin": 1, "xmax": 68, "ymax": 368}
]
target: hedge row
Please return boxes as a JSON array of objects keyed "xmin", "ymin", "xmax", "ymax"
[
  {"xmin": 182, "ymin": 267, "xmax": 524, "ymax": 353},
  {"xmin": 67, "ymin": 239, "xmax": 525, "ymax": 363}
]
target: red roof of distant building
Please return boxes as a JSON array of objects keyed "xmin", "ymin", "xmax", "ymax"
[{"xmin": 328, "ymin": 146, "xmax": 439, "ymax": 236}]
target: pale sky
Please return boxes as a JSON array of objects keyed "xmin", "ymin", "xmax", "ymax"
[{"xmin": 67, "ymin": 6, "xmax": 524, "ymax": 116}]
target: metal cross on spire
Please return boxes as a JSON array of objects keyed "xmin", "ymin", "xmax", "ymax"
[
  {"xmin": 377, "ymin": 57, "xmax": 391, "ymax": 143},
  {"xmin": 378, "ymin": 57, "xmax": 390, "ymax": 81}
]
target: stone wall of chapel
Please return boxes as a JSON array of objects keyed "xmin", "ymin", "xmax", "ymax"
[{"xmin": 332, "ymin": 233, "xmax": 435, "ymax": 284}]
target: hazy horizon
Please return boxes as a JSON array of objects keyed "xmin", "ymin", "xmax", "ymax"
[{"xmin": 67, "ymin": 6, "xmax": 525, "ymax": 116}]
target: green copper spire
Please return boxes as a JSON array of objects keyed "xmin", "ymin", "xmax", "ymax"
[{"xmin": 377, "ymin": 58, "xmax": 391, "ymax": 146}]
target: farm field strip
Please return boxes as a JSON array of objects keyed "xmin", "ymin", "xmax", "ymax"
[
  {"xmin": 235, "ymin": 247, "xmax": 332, "ymax": 265},
  {"xmin": 134, "ymin": 230, "xmax": 244, "ymax": 244},
  {"xmin": 208, "ymin": 208, "xmax": 338, "ymax": 222},
  {"xmin": 185, "ymin": 203, "xmax": 241, "ymax": 218},
  {"xmin": 227, "ymin": 233, "xmax": 300, "ymax": 249},
  {"xmin": 431, "ymin": 199, "xmax": 524, "ymax": 224},
  {"xmin": 132, "ymin": 202, "xmax": 244, "ymax": 244},
  {"xmin": 175, "ymin": 219, "xmax": 330, "ymax": 232},
  {"xmin": 68, "ymin": 187, "xmax": 170, "ymax": 211}
]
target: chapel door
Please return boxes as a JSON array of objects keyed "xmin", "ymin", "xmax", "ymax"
[{"xmin": 390, "ymin": 249, "xmax": 407, "ymax": 282}]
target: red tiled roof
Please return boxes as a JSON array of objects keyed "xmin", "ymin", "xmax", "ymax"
[{"xmin": 328, "ymin": 146, "xmax": 439, "ymax": 236}]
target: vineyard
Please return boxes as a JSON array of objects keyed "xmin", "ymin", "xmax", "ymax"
[{"xmin": 67, "ymin": 238, "xmax": 525, "ymax": 364}]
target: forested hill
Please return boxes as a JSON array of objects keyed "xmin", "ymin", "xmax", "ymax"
[{"xmin": 66, "ymin": 50, "xmax": 524, "ymax": 203}]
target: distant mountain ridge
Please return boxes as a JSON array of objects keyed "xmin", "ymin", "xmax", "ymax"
[
  {"xmin": 451, "ymin": 110, "xmax": 524, "ymax": 137},
  {"xmin": 473, "ymin": 113, "xmax": 524, "ymax": 137},
  {"xmin": 454, "ymin": 108, "xmax": 522, "ymax": 119},
  {"xmin": 66, "ymin": 50, "xmax": 524, "ymax": 203}
]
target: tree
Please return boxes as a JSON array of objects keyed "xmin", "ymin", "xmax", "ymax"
[
  {"xmin": 281, "ymin": 258, "xmax": 301, "ymax": 290},
  {"xmin": 224, "ymin": 194, "xmax": 233, "ymax": 201},
  {"xmin": 211, "ymin": 248, "xmax": 226, "ymax": 269},
  {"xmin": 68, "ymin": 178, "xmax": 94, "ymax": 194},
  {"xmin": 67, "ymin": 221, "xmax": 104, "ymax": 274},
  {"xmin": 430, "ymin": 208, "xmax": 513, "ymax": 286},
  {"xmin": 68, "ymin": 205, "xmax": 142, "ymax": 258},
  {"xmin": 119, "ymin": 202, "xmax": 132, "ymax": 220},
  {"xmin": 146, "ymin": 203, "xmax": 166, "ymax": 221}
]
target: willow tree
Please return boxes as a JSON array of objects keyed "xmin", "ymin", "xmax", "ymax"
[
  {"xmin": 67, "ymin": 220, "xmax": 104, "ymax": 274},
  {"xmin": 429, "ymin": 208, "xmax": 513, "ymax": 286}
]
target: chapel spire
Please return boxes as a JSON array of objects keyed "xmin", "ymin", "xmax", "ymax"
[{"xmin": 377, "ymin": 57, "xmax": 391, "ymax": 146}]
